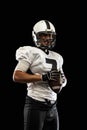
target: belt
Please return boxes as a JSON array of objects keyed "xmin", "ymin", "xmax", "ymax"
[
  {"xmin": 44, "ymin": 99, "xmax": 57, "ymax": 105},
  {"xmin": 26, "ymin": 95, "xmax": 57, "ymax": 105}
]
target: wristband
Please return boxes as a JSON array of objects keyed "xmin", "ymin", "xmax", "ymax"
[{"xmin": 42, "ymin": 74, "xmax": 48, "ymax": 81}]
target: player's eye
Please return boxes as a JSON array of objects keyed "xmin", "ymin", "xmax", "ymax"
[{"xmin": 39, "ymin": 39, "xmax": 53, "ymax": 43}]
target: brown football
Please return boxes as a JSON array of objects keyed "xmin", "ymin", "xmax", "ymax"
[{"xmin": 48, "ymin": 79, "xmax": 62, "ymax": 93}]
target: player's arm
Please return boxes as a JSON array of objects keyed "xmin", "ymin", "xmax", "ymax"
[
  {"xmin": 13, "ymin": 70, "xmax": 42, "ymax": 83},
  {"xmin": 13, "ymin": 60, "xmax": 42, "ymax": 83}
]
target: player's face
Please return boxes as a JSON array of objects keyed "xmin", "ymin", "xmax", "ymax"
[{"xmin": 38, "ymin": 33, "xmax": 53, "ymax": 46}]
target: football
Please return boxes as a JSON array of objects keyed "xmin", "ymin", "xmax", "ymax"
[{"xmin": 48, "ymin": 78, "xmax": 62, "ymax": 93}]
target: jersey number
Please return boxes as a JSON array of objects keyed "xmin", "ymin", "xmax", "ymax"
[{"xmin": 46, "ymin": 58, "xmax": 57, "ymax": 70}]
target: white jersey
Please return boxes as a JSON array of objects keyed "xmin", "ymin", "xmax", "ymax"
[{"xmin": 15, "ymin": 46, "xmax": 65, "ymax": 102}]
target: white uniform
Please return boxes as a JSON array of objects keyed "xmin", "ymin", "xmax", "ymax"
[{"xmin": 15, "ymin": 46, "xmax": 66, "ymax": 102}]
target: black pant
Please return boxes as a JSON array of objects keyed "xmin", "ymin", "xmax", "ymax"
[{"xmin": 24, "ymin": 96, "xmax": 59, "ymax": 130}]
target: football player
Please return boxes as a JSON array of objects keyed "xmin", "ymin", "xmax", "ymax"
[{"xmin": 13, "ymin": 20, "xmax": 67, "ymax": 130}]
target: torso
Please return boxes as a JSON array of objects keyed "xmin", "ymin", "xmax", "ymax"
[{"xmin": 16, "ymin": 46, "xmax": 63, "ymax": 101}]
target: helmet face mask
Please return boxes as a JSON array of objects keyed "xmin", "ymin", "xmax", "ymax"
[{"xmin": 32, "ymin": 20, "xmax": 56, "ymax": 50}]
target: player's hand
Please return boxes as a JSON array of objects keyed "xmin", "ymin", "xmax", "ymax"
[{"xmin": 42, "ymin": 69, "xmax": 61, "ymax": 81}]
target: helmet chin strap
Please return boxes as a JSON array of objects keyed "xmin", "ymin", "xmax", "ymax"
[
  {"xmin": 40, "ymin": 47, "xmax": 49, "ymax": 54},
  {"xmin": 36, "ymin": 42, "xmax": 49, "ymax": 54},
  {"xmin": 44, "ymin": 49, "xmax": 49, "ymax": 54},
  {"xmin": 36, "ymin": 41, "xmax": 52, "ymax": 49}
]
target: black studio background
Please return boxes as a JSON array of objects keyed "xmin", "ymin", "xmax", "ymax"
[{"xmin": 1, "ymin": 3, "xmax": 83, "ymax": 130}]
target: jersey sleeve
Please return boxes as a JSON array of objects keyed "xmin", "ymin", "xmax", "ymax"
[
  {"xmin": 59, "ymin": 54, "xmax": 63, "ymax": 69},
  {"xmin": 15, "ymin": 46, "xmax": 33, "ymax": 64}
]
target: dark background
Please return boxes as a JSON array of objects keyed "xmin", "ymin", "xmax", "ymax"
[{"xmin": 1, "ymin": 2, "xmax": 83, "ymax": 130}]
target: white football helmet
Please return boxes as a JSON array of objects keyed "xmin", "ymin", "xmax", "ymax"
[{"xmin": 32, "ymin": 20, "xmax": 56, "ymax": 50}]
